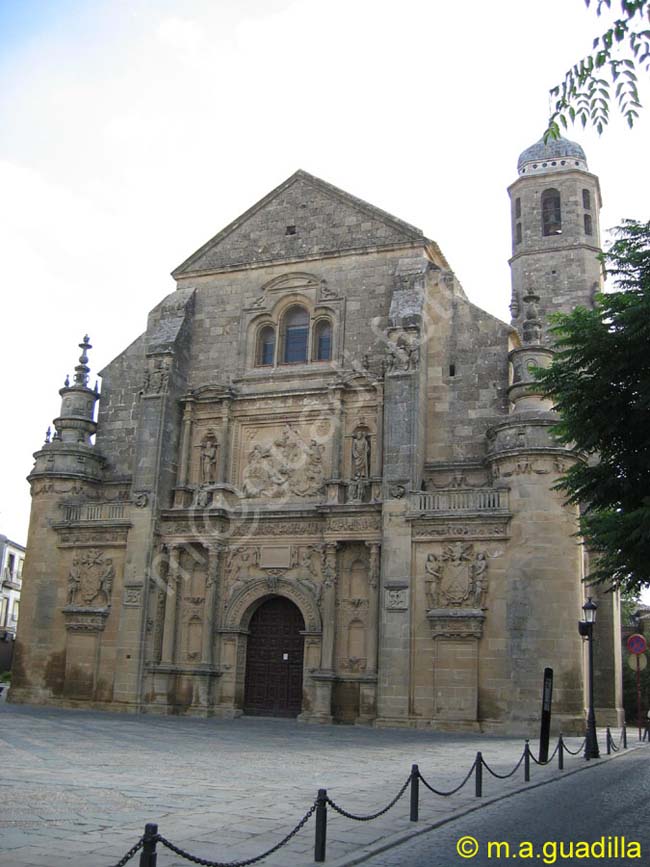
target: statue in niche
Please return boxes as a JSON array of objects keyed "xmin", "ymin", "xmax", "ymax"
[
  {"xmin": 349, "ymin": 429, "xmax": 370, "ymax": 502},
  {"xmin": 200, "ymin": 437, "xmax": 218, "ymax": 485}
]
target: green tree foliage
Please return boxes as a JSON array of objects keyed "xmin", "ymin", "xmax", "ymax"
[
  {"xmin": 535, "ymin": 219, "xmax": 650, "ymax": 594},
  {"xmin": 547, "ymin": 0, "xmax": 650, "ymax": 136}
]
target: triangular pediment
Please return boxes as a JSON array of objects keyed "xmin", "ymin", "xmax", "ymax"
[{"xmin": 172, "ymin": 170, "xmax": 424, "ymax": 277}]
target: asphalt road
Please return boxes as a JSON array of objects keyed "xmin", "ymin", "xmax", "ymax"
[{"xmin": 362, "ymin": 749, "xmax": 650, "ymax": 867}]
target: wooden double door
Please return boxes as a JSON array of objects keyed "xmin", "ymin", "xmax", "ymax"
[{"xmin": 243, "ymin": 597, "xmax": 305, "ymax": 717}]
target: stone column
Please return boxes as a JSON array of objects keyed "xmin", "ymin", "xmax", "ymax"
[
  {"xmin": 176, "ymin": 400, "xmax": 194, "ymax": 487},
  {"xmin": 329, "ymin": 387, "xmax": 344, "ymax": 480},
  {"xmin": 201, "ymin": 543, "xmax": 223, "ymax": 665},
  {"xmin": 320, "ymin": 542, "xmax": 338, "ymax": 671},
  {"xmin": 161, "ymin": 545, "xmax": 181, "ymax": 665},
  {"xmin": 218, "ymin": 398, "xmax": 232, "ymax": 484},
  {"xmin": 365, "ymin": 542, "xmax": 380, "ymax": 672},
  {"xmin": 372, "ymin": 383, "xmax": 384, "ymax": 477}
]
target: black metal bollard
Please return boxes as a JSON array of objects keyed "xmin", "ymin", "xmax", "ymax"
[
  {"xmin": 410, "ymin": 764, "xmax": 419, "ymax": 822},
  {"xmin": 524, "ymin": 741, "xmax": 530, "ymax": 782},
  {"xmin": 558, "ymin": 735, "xmax": 564, "ymax": 771},
  {"xmin": 606, "ymin": 727, "xmax": 612, "ymax": 755},
  {"xmin": 314, "ymin": 788, "xmax": 328, "ymax": 863},
  {"xmin": 475, "ymin": 752, "xmax": 483, "ymax": 798},
  {"xmin": 139, "ymin": 823, "xmax": 158, "ymax": 867},
  {"xmin": 623, "ymin": 723, "xmax": 628, "ymax": 749}
]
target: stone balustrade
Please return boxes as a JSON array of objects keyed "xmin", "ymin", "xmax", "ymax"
[{"xmin": 411, "ymin": 488, "xmax": 508, "ymax": 514}]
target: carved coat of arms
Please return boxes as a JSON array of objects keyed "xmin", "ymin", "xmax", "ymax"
[
  {"xmin": 424, "ymin": 543, "xmax": 490, "ymax": 609},
  {"xmin": 67, "ymin": 549, "xmax": 115, "ymax": 607}
]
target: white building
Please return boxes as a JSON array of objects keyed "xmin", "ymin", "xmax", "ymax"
[{"xmin": 0, "ymin": 535, "xmax": 25, "ymax": 671}]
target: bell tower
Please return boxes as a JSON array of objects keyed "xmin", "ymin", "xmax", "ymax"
[{"xmin": 508, "ymin": 135, "xmax": 604, "ymax": 338}]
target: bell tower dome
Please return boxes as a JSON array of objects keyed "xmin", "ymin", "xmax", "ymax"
[{"xmin": 508, "ymin": 135, "xmax": 603, "ymax": 339}]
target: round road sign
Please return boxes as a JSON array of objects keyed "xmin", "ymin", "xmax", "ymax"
[{"xmin": 627, "ymin": 634, "xmax": 647, "ymax": 655}]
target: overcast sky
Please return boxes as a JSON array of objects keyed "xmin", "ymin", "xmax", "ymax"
[{"xmin": 1, "ymin": 0, "xmax": 649, "ymax": 547}]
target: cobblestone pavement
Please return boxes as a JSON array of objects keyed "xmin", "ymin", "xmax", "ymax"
[{"xmin": 0, "ymin": 701, "xmax": 637, "ymax": 867}]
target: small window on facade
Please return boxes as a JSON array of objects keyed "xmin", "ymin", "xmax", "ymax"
[
  {"xmin": 314, "ymin": 320, "xmax": 332, "ymax": 361},
  {"xmin": 449, "ymin": 363, "xmax": 456, "ymax": 377},
  {"xmin": 285, "ymin": 225, "xmax": 296, "ymax": 235},
  {"xmin": 515, "ymin": 223, "xmax": 522, "ymax": 244},
  {"xmin": 256, "ymin": 325, "xmax": 276, "ymax": 366},
  {"xmin": 541, "ymin": 188, "xmax": 562, "ymax": 236},
  {"xmin": 584, "ymin": 214, "xmax": 593, "ymax": 236},
  {"xmin": 582, "ymin": 189, "xmax": 591, "ymax": 210},
  {"xmin": 282, "ymin": 306, "xmax": 309, "ymax": 363},
  {"xmin": 515, "ymin": 198, "xmax": 521, "ymax": 219}
]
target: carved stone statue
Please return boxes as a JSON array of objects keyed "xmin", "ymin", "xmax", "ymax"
[
  {"xmin": 351, "ymin": 429, "xmax": 370, "ymax": 479},
  {"xmin": 200, "ymin": 438, "xmax": 218, "ymax": 484}
]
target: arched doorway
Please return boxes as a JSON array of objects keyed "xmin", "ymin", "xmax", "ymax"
[{"xmin": 243, "ymin": 596, "xmax": 305, "ymax": 717}]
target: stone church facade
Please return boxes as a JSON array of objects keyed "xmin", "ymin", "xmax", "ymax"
[{"xmin": 12, "ymin": 137, "xmax": 623, "ymax": 732}]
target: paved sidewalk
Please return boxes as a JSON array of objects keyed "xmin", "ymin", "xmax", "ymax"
[{"xmin": 0, "ymin": 701, "xmax": 639, "ymax": 867}]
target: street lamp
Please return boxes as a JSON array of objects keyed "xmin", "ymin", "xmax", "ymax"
[{"xmin": 578, "ymin": 596, "xmax": 599, "ymax": 759}]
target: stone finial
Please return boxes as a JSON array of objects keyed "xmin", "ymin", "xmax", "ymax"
[
  {"xmin": 73, "ymin": 335, "xmax": 92, "ymax": 387},
  {"xmin": 522, "ymin": 292, "xmax": 542, "ymax": 345},
  {"xmin": 64, "ymin": 375, "xmax": 70, "ymax": 387},
  {"xmin": 45, "ymin": 426, "xmax": 51, "ymax": 444}
]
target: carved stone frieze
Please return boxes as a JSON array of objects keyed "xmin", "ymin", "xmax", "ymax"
[
  {"xmin": 412, "ymin": 520, "xmax": 509, "ymax": 540},
  {"xmin": 62, "ymin": 607, "xmax": 110, "ymax": 632},
  {"xmin": 326, "ymin": 515, "xmax": 381, "ymax": 534},
  {"xmin": 340, "ymin": 657, "xmax": 367, "ymax": 673},
  {"xmin": 57, "ymin": 529, "xmax": 129, "ymax": 547},
  {"xmin": 233, "ymin": 520, "xmax": 323, "ymax": 538},
  {"xmin": 427, "ymin": 608, "xmax": 486, "ymax": 639}
]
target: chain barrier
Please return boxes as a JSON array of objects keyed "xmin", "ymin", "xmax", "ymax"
[
  {"xmin": 109, "ymin": 836, "xmax": 144, "ymax": 867},
  {"xmin": 417, "ymin": 757, "xmax": 478, "ymax": 797},
  {"xmin": 480, "ymin": 749, "xmax": 526, "ymax": 780},
  {"xmin": 156, "ymin": 802, "xmax": 317, "ymax": 867},
  {"xmin": 108, "ymin": 724, "xmax": 631, "ymax": 866},
  {"xmin": 326, "ymin": 774, "xmax": 412, "ymax": 821},
  {"xmin": 562, "ymin": 737, "xmax": 587, "ymax": 756},
  {"xmin": 529, "ymin": 740, "xmax": 561, "ymax": 766}
]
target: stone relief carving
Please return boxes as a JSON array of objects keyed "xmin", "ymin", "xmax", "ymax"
[
  {"xmin": 385, "ymin": 589, "xmax": 408, "ymax": 610},
  {"xmin": 66, "ymin": 549, "xmax": 115, "ymax": 607},
  {"xmin": 385, "ymin": 334, "xmax": 419, "ymax": 374},
  {"xmin": 226, "ymin": 546, "xmax": 260, "ymax": 601},
  {"xmin": 424, "ymin": 543, "xmax": 493, "ymax": 609},
  {"xmin": 123, "ymin": 586, "xmax": 142, "ymax": 607},
  {"xmin": 413, "ymin": 522, "xmax": 509, "ymax": 540},
  {"xmin": 143, "ymin": 358, "xmax": 170, "ymax": 394},
  {"xmin": 291, "ymin": 545, "xmax": 324, "ymax": 604},
  {"xmin": 242, "ymin": 424, "xmax": 325, "ymax": 499}
]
